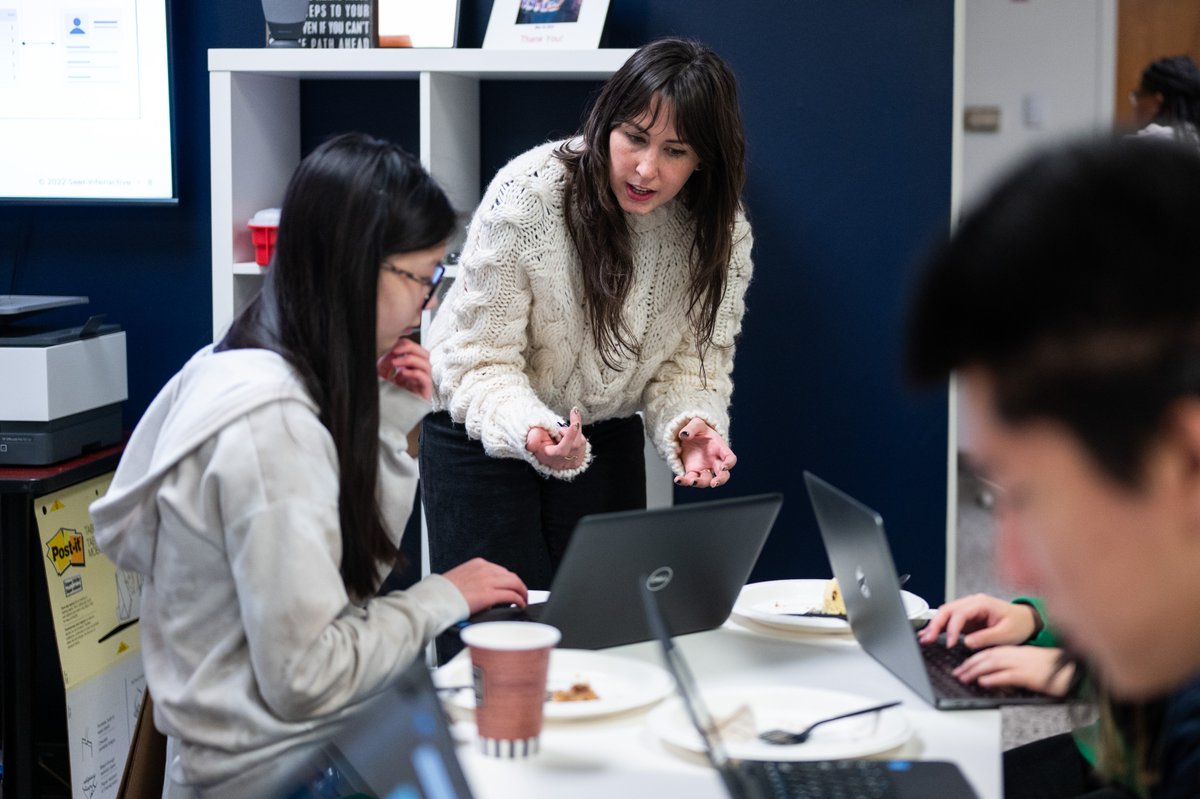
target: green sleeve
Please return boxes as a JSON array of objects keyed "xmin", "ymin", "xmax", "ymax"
[{"xmin": 1012, "ymin": 597, "xmax": 1060, "ymax": 648}]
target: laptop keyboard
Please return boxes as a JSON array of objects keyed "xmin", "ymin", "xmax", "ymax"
[
  {"xmin": 739, "ymin": 759, "xmax": 897, "ymax": 799},
  {"xmin": 921, "ymin": 641, "xmax": 1044, "ymax": 700}
]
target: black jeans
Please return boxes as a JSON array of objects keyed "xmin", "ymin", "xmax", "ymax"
[
  {"xmin": 1003, "ymin": 732, "xmax": 1113, "ymax": 798},
  {"xmin": 419, "ymin": 411, "xmax": 648, "ymax": 591}
]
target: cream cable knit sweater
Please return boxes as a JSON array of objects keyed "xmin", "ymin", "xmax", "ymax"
[{"xmin": 427, "ymin": 140, "xmax": 754, "ymax": 479}]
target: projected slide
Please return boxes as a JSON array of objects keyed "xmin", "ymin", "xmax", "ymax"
[{"xmin": 0, "ymin": 1, "xmax": 174, "ymax": 202}]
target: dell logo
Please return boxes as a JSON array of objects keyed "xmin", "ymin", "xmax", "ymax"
[
  {"xmin": 645, "ymin": 567, "xmax": 674, "ymax": 592},
  {"xmin": 855, "ymin": 565, "xmax": 871, "ymax": 599}
]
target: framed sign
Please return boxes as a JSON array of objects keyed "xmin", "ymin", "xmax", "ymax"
[
  {"xmin": 376, "ymin": 0, "xmax": 460, "ymax": 48},
  {"xmin": 299, "ymin": 1, "xmax": 373, "ymax": 48},
  {"xmin": 483, "ymin": 0, "xmax": 609, "ymax": 49}
]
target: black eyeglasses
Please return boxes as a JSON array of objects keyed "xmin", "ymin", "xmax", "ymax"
[{"xmin": 381, "ymin": 262, "xmax": 446, "ymax": 308}]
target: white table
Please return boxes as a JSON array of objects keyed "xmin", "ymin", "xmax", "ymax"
[{"xmin": 444, "ymin": 619, "xmax": 1002, "ymax": 799}]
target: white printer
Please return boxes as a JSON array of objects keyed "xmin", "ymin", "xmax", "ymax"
[{"xmin": 0, "ymin": 295, "xmax": 127, "ymax": 465}]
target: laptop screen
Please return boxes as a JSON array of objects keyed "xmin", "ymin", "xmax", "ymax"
[
  {"xmin": 279, "ymin": 659, "xmax": 475, "ymax": 799},
  {"xmin": 803, "ymin": 471, "xmax": 938, "ymax": 705},
  {"xmin": 541, "ymin": 493, "xmax": 784, "ymax": 650},
  {"xmin": 639, "ymin": 578, "xmax": 749, "ymax": 797}
]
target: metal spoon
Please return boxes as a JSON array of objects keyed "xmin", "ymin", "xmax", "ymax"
[{"xmin": 758, "ymin": 700, "xmax": 902, "ymax": 745}]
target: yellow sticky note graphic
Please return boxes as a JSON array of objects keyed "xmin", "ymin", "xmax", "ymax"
[{"xmin": 45, "ymin": 528, "xmax": 85, "ymax": 576}]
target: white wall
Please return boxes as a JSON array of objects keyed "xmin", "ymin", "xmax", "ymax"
[
  {"xmin": 960, "ymin": 0, "xmax": 1117, "ymax": 211},
  {"xmin": 955, "ymin": 0, "xmax": 1116, "ymax": 456},
  {"xmin": 946, "ymin": 0, "xmax": 1116, "ymax": 599}
]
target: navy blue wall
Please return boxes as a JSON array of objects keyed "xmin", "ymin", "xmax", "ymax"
[{"xmin": 0, "ymin": 1, "xmax": 953, "ymax": 603}]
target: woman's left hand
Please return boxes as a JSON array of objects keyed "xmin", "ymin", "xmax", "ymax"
[
  {"xmin": 953, "ymin": 645, "xmax": 1075, "ymax": 698},
  {"xmin": 377, "ymin": 338, "xmax": 432, "ymax": 401},
  {"xmin": 675, "ymin": 418, "xmax": 736, "ymax": 488}
]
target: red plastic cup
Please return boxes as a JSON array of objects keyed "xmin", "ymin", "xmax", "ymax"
[
  {"xmin": 248, "ymin": 208, "xmax": 282, "ymax": 267},
  {"xmin": 248, "ymin": 224, "xmax": 278, "ymax": 266}
]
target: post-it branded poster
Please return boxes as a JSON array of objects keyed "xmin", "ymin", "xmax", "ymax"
[{"xmin": 36, "ymin": 472, "xmax": 145, "ymax": 799}]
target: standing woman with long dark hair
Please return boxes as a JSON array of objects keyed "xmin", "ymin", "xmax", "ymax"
[
  {"xmin": 421, "ymin": 38, "xmax": 754, "ymax": 590},
  {"xmin": 91, "ymin": 133, "xmax": 525, "ymax": 796}
]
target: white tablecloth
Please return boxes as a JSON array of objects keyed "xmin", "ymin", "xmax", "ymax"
[{"xmin": 444, "ymin": 618, "xmax": 1002, "ymax": 799}]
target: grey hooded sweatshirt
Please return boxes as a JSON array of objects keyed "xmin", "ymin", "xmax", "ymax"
[{"xmin": 90, "ymin": 346, "xmax": 467, "ymax": 791}]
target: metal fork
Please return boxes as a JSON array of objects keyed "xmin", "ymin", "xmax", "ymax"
[{"xmin": 757, "ymin": 700, "xmax": 902, "ymax": 745}]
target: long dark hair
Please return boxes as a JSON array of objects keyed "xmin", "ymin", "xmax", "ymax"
[
  {"xmin": 219, "ymin": 133, "xmax": 456, "ymax": 600},
  {"xmin": 556, "ymin": 37, "xmax": 747, "ymax": 370},
  {"xmin": 1139, "ymin": 55, "xmax": 1200, "ymax": 146},
  {"xmin": 1064, "ymin": 658, "xmax": 1170, "ymax": 794}
]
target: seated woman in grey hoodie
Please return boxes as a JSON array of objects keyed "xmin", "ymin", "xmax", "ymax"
[{"xmin": 91, "ymin": 133, "xmax": 527, "ymax": 797}]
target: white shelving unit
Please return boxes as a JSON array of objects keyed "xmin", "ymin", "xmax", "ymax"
[{"xmin": 208, "ymin": 47, "xmax": 635, "ymax": 338}]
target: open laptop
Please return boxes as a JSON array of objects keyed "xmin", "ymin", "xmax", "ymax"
[
  {"xmin": 804, "ymin": 471, "xmax": 1055, "ymax": 710},
  {"xmin": 638, "ymin": 580, "xmax": 980, "ymax": 799},
  {"xmin": 466, "ymin": 493, "xmax": 784, "ymax": 649},
  {"xmin": 279, "ymin": 658, "xmax": 475, "ymax": 798}
]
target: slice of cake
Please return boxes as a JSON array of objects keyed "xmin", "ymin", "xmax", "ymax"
[{"xmin": 822, "ymin": 577, "xmax": 846, "ymax": 615}]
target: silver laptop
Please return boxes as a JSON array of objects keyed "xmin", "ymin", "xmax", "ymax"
[
  {"xmin": 467, "ymin": 493, "xmax": 784, "ymax": 649},
  {"xmin": 638, "ymin": 579, "xmax": 980, "ymax": 799},
  {"xmin": 804, "ymin": 472, "xmax": 1054, "ymax": 711}
]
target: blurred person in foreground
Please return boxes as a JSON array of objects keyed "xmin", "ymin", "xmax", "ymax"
[{"xmin": 907, "ymin": 136, "xmax": 1200, "ymax": 797}]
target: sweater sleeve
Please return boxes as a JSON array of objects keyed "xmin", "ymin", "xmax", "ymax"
[
  {"xmin": 1012, "ymin": 596, "xmax": 1060, "ymax": 648},
  {"xmin": 642, "ymin": 216, "xmax": 754, "ymax": 474},
  {"xmin": 376, "ymin": 379, "xmax": 432, "ymax": 542},
  {"xmin": 430, "ymin": 175, "xmax": 590, "ymax": 479},
  {"xmin": 217, "ymin": 401, "xmax": 467, "ymax": 723}
]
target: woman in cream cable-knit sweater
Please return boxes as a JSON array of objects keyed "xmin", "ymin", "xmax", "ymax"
[{"xmin": 421, "ymin": 38, "xmax": 754, "ymax": 591}]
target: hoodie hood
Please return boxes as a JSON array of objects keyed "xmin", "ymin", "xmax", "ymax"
[{"xmin": 91, "ymin": 346, "xmax": 314, "ymax": 575}]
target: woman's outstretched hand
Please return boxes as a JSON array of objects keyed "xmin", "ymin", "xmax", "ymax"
[
  {"xmin": 526, "ymin": 406, "xmax": 588, "ymax": 471},
  {"xmin": 675, "ymin": 418, "xmax": 736, "ymax": 488}
]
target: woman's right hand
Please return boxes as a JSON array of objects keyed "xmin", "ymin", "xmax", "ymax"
[
  {"xmin": 441, "ymin": 558, "xmax": 528, "ymax": 615},
  {"xmin": 376, "ymin": 338, "xmax": 432, "ymax": 401},
  {"xmin": 526, "ymin": 407, "xmax": 588, "ymax": 470},
  {"xmin": 919, "ymin": 593, "xmax": 1039, "ymax": 649}
]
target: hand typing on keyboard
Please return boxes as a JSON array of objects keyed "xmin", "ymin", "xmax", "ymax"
[
  {"xmin": 919, "ymin": 593, "xmax": 1073, "ymax": 697},
  {"xmin": 919, "ymin": 593, "xmax": 1040, "ymax": 649},
  {"xmin": 950, "ymin": 644, "xmax": 1073, "ymax": 697}
]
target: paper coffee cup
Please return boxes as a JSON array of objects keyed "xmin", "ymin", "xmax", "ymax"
[{"xmin": 459, "ymin": 622, "xmax": 561, "ymax": 758}]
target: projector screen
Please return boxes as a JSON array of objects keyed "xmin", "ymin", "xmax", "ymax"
[{"xmin": 0, "ymin": 0, "xmax": 176, "ymax": 204}]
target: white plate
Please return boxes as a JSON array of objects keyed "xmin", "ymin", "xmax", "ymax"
[
  {"xmin": 731, "ymin": 579, "xmax": 929, "ymax": 634},
  {"xmin": 647, "ymin": 685, "xmax": 912, "ymax": 762},
  {"xmin": 434, "ymin": 648, "xmax": 674, "ymax": 720}
]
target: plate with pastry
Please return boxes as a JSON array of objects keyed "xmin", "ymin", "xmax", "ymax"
[
  {"xmin": 434, "ymin": 648, "xmax": 674, "ymax": 720},
  {"xmin": 731, "ymin": 579, "xmax": 928, "ymax": 634}
]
